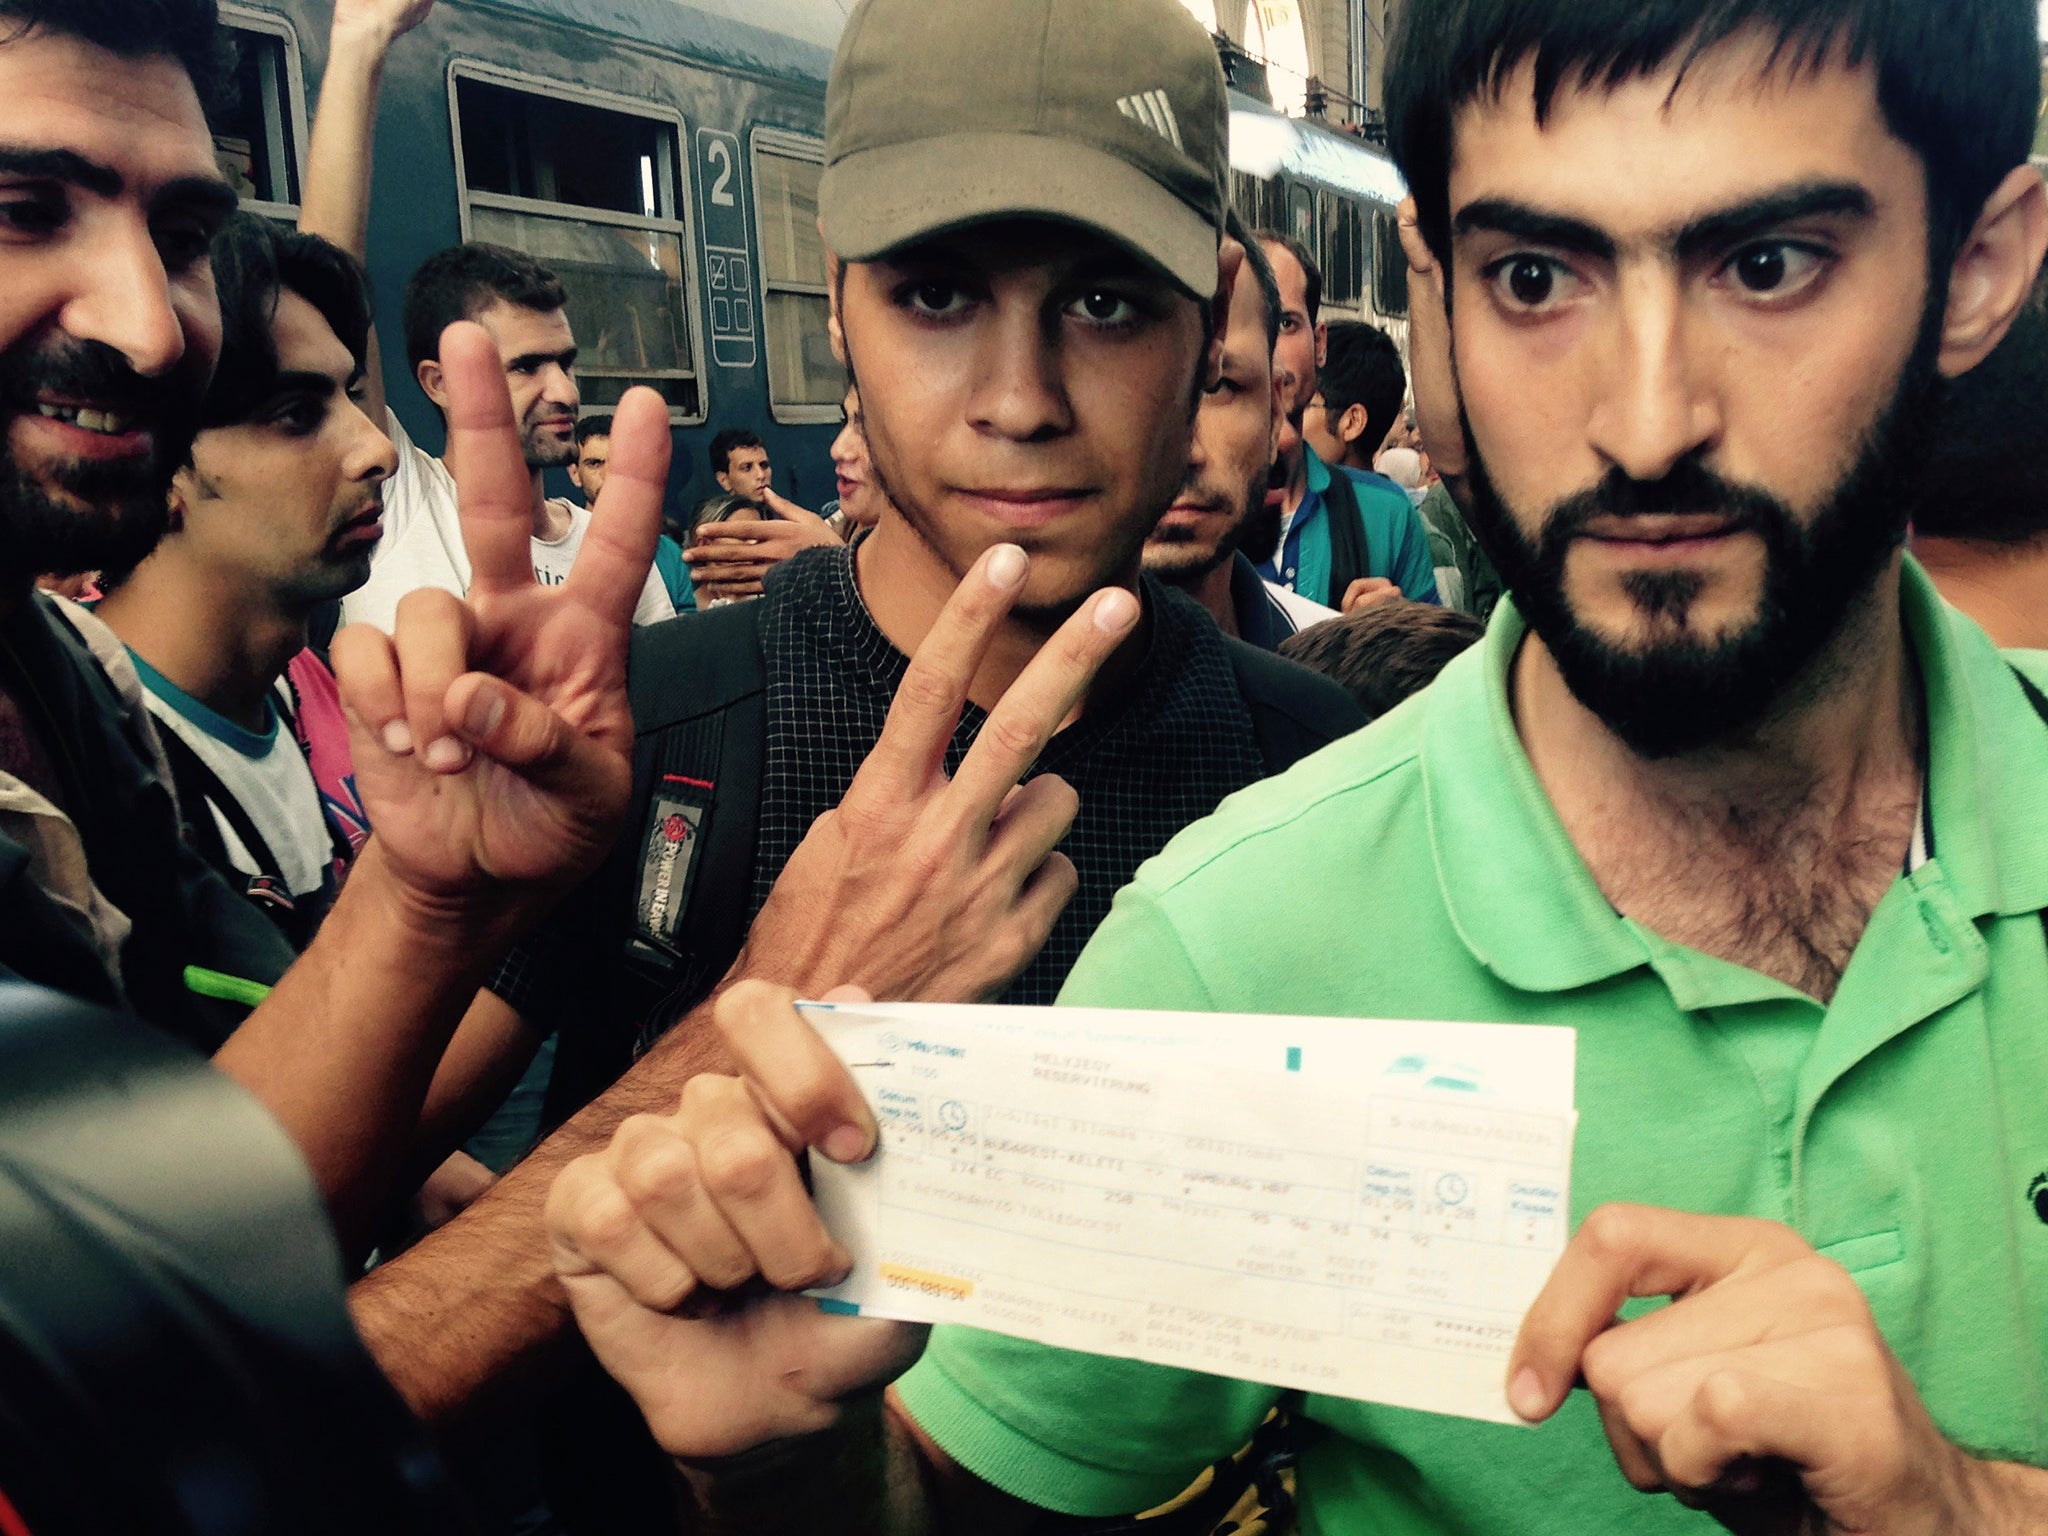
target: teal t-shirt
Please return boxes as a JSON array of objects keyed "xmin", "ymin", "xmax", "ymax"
[
  {"xmin": 897, "ymin": 560, "xmax": 2048, "ymax": 1533},
  {"xmin": 1260, "ymin": 447, "xmax": 1441, "ymax": 607}
]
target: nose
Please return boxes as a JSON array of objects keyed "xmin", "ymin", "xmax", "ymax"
[
  {"xmin": 349, "ymin": 400, "xmax": 400, "ymax": 482},
  {"xmin": 1584, "ymin": 265, "xmax": 1721, "ymax": 484},
  {"xmin": 967, "ymin": 300, "xmax": 1072, "ymax": 443},
  {"xmin": 59, "ymin": 217, "xmax": 189, "ymax": 379},
  {"xmin": 540, "ymin": 361, "xmax": 578, "ymax": 410},
  {"xmin": 830, "ymin": 421, "xmax": 859, "ymax": 469}
]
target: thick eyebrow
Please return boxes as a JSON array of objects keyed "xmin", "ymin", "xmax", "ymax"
[
  {"xmin": 1453, "ymin": 179, "xmax": 1877, "ymax": 265},
  {"xmin": 0, "ymin": 145, "xmax": 121, "ymax": 195},
  {"xmin": 506, "ymin": 347, "xmax": 577, "ymax": 372},
  {"xmin": 0, "ymin": 146, "xmax": 235, "ymax": 222},
  {"xmin": 1670, "ymin": 180, "xmax": 1875, "ymax": 260},
  {"xmin": 1453, "ymin": 200, "xmax": 1615, "ymax": 261},
  {"xmin": 268, "ymin": 369, "xmax": 342, "ymax": 402}
]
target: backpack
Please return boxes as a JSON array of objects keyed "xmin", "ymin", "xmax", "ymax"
[{"xmin": 537, "ymin": 597, "xmax": 1361, "ymax": 1127}]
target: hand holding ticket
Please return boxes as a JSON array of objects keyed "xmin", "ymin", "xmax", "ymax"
[{"xmin": 802, "ymin": 1000, "xmax": 1578, "ymax": 1425}]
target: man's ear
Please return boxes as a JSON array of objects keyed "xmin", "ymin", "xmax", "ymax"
[
  {"xmin": 1338, "ymin": 403, "xmax": 1372, "ymax": 448},
  {"xmin": 416, "ymin": 357, "xmax": 450, "ymax": 411},
  {"xmin": 1203, "ymin": 241, "xmax": 1245, "ymax": 389},
  {"xmin": 164, "ymin": 465, "xmax": 201, "ymax": 536},
  {"xmin": 566, "ymin": 462, "xmax": 584, "ymax": 489},
  {"xmin": 1939, "ymin": 165, "xmax": 2048, "ymax": 378},
  {"xmin": 826, "ymin": 250, "xmax": 849, "ymax": 366},
  {"xmin": 1314, "ymin": 320, "xmax": 1328, "ymax": 370},
  {"xmin": 714, "ymin": 471, "xmax": 734, "ymax": 494}
]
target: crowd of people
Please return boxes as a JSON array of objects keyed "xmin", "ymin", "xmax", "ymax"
[{"xmin": 3, "ymin": 0, "xmax": 2048, "ymax": 1529}]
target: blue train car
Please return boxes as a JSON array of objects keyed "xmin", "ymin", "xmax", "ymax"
[{"xmin": 207, "ymin": 0, "xmax": 1409, "ymax": 523}]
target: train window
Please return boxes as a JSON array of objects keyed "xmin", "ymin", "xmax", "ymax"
[
  {"xmin": 1372, "ymin": 209, "xmax": 1410, "ymax": 319},
  {"xmin": 1320, "ymin": 195, "xmax": 1366, "ymax": 310},
  {"xmin": 751, "ymin": 136, "xmax": 839, "ymax": 423},
  {"xmin": 452, "ymin": 70, "xmax": 704, "ymax": 422},
  {"xmin": 1230, "ymin": 171, "xmax": 1288, "ymax": 241},
  {"xmin": 213, "ymin": 10, "xmax": 305, "ymax": 216}
]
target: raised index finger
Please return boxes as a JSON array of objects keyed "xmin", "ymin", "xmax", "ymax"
[
  {"xmin": 1507, "ymin": 1205, "xmax": 1811, "ymax": 1422},
  {"xmin": 843, "ymin": 543, "xmax": 1029, "ymax": 807},
  {"xmin": 441, "ymin": 322, "xmax": 540, "ymax": 599},
  {"xmin": 944, "ymin": 585, "xmax": 1140, "ymax": 821},
  {"xmin": 560, "ymin": 386, "xmax": 670, "ymax": 629}
]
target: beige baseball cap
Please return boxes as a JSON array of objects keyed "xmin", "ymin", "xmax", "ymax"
[{"xmin": 819, "ymin": 0, "xmax": 1230, "ymax": 298}]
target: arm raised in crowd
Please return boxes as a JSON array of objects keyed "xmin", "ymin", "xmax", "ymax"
[
  {"xmin": 349, "ymin": 548, "xmax": 1140, "ymax": 1424},
  {"xmin": 213, "ymin": 329, "xmax": 668, "ymax": 1252},
  {"xmin": 298, "ymin": 0, "xmax": 433, "ymax": 425}
]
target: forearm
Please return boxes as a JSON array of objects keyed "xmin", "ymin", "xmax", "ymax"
[
  {"xmin": 350, "ymin": 989, "xmax": 739, "ymax": 1424},
  {"xmin": 300, "ymin": 18, "xmax": 399, "ymax": 257},
  {"xmin": 409, "ymin": 987, "xmax": 544, "ymax": 1168},
  {"xmin": 213, "ymin": 839, "xmax": 505, "ymax": 1253},
  {"xmin": 1967, "ymin": 1457, "xmax": 2048, "ymax": 1531}
]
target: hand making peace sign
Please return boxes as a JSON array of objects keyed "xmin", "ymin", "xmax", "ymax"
[{"xmin": 330, "ymin": 322, "xmax": 669, "ymax": 928}]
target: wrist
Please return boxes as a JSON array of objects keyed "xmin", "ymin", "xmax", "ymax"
[
  {"xmin": 346, "ymin": 836, "xmax": 530, "ymax": 960},
  {"xmin": 324, "ymin": 23, "xmax": 399, "ymax": 69}
]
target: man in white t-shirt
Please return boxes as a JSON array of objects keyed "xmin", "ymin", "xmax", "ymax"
[
  {"xmin": 97, "ymin": 213, "xmax": 393, "ymax": 946},
  {"xmin": 334, "ymin": 242, "xmax": 673, "ymax": 632}
]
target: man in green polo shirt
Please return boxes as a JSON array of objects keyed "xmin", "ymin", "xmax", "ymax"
[{"xmin": 539, "ymin": 0, "xmax": 2048, "ymax": 1530}]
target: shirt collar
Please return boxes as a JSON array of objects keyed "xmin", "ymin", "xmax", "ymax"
[
  {"xmin": 1419, "ymin": 556, "xmax": 2048, "ymax": 993},
  {"xmin": 1303, "ymin": 444, "xmax": 1331, "ymax": 502}
]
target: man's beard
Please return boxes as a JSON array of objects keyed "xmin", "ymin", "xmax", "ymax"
[
  {"xmin": 1460, "ymin": 312, "xmax": 1945, "ymax": 760},
  {"xmin": 522, "ymin": 413, "xmax": 577, "ymax": 471},
  {"xmin": 0, "ymin": 339, "xmax": 200, "ymax": 582},
  {"xmin": 1144, "ymin": 464, "xmax": 1276, "ymax": 583}
]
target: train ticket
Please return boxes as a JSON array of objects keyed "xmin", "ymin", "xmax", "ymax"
[{"xmin": 800, "ymin": 1001, "xmax": 1577, "ymax": 1425}]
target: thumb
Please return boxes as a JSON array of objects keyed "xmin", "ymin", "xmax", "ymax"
[{"xmin": 444, "ymin": 672, "xmax": 625, "ymax": 812}]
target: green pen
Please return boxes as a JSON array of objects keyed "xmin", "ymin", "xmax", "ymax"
[{"xmin": 183, "ymin": 966, "xmax": 273, "ymax": 1008}]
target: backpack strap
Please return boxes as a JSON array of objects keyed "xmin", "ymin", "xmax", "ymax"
[
  {"xmin": 1320, "ymin": 462, "xmax": 1372, "ymax": 603},
  {"xmin": 534, "ymin": 602, "xmax": 771, "ymax": 1128},
  {"xmin": 151, "ymin": 725, "xmax": 289, "ymax": 891},
  {"xmin": 619, "ymin": 600, "xmax": 769, "ymax": 1023},
  {"xmin": 1221, "ymin": 635, "xmax": 1370, "ymax": 773}
]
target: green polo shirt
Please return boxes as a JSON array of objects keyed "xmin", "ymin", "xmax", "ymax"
[{"xmin": 896, "ymin": 560, "xmax": 2048, "ymax": 1533}]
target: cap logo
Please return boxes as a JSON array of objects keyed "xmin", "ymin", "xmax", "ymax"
[{"xmin": 1115, "ymin": 90, "xmax": 1184, "ymax": 152}]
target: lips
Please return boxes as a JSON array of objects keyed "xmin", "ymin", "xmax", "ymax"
[
  {"xmin": 1582, "ymin": 513, "xmax": 1739, "ymax": 544},
  {"xmin": 957, "ymin": 487, "xmax": 1092, "ymax": 528}
]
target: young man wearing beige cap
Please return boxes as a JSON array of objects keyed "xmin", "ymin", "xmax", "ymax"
[{"xmin": 344, "ymin": 0, "xmax": 1357, "ymax": 1463}]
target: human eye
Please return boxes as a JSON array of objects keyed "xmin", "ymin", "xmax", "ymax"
[
  {"xmin": 1481, "ymin": 253, "xmax": 1583, "ymax": 316},
  {"xmin": 1203, "ymin": 374, "xmax": 1246, "ymax": 398},
  {"xmin": 895, "ymin": 277, "xmax": 974, "ymax": 321},
  {"xmin": 1717, "ymin": 240, "xmax": 1829, "ymax": 304},
  {"xmin": 267, "ymin": 395, "xmax": 326, "ymax": 436},
  {"xmin": 0, "ymin": 187, "xmax": 66, "ymax": 240},
  {"xmin": 1065, "ymin": 287, "xmax": 1145, "ymax": 328}
]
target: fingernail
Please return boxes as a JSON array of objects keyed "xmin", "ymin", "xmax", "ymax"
[
  {"xmin": 986, "ymin": 544, "xmax": 1028, "ymax": 590},
  {"xmin": 1094, "ymin": 587, "xmax": 1139, "ymax": 633},
  {"xmin": 1508, "ymin": 1368, "xmax": 1546, "ymax": 1422},
  {"xmin": 423, "ymin": 736, "xmax": 471, "ymax": 772},
  {"xmin": 381, "ymin": 719, "xmax": 415, "ymax": 756},
  {"xmin": 822, "ymin": 1124, "xmax": 870, "ymax": 1163},
  {"xmin": 463, "ymin": 688, "xmax": 505, "ymax": 738}
]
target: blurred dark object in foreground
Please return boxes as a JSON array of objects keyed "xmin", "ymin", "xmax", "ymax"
[{"xmin": 0, "ymin": 982, "xmax": 473, "ymax": 1536}]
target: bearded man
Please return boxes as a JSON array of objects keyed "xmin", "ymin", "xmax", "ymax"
[{"xmin": 543, "ymin": 0, "xmax": 2048, "ymax": 1530}]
